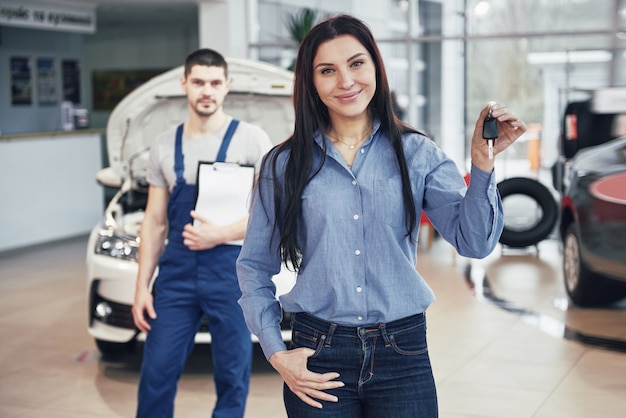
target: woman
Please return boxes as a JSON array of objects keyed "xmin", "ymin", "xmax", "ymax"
[{"xmin": 237, "ymin": 14, "xmax": 526, "ymax": 417}]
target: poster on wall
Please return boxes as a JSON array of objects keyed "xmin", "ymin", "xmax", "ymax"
[
  {"xmin": 37, "ymin": 58, "xmax": 58, "ymax": 106},
  {"xmin": 92, "ymin": 69, "xmax": 166, "ymax": 110},
  {"xmin": 62, "ymin": 60, "xmax": 81, "ymax": 104},
  {"xmin": 11, "ymin": 56, "xmax": 32, "ymax": 106}
]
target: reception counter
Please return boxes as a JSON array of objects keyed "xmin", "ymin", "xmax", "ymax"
[{"xmin": 0, "ymin": 129, "xmax": 106, "ymax": 253}]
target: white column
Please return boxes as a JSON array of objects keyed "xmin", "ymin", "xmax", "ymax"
[
  {"xmin": 440, "ymin": 0, "xmax": 466, "ymax": 171},
  {"xmin": 406, "ymin": 0, "xmax": 419, "ymax": 129},
  {"xmin": 197, "ymin": 0, "xmax": 248, "ymax": 58}
]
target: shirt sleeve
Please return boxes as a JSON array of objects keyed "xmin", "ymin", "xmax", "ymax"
[
  {"xmin": 237, "ymin": 152, "xmax": 287, "ymax": 360},
  {"xmin": 461, "ymin": 163, "xmax": 503, "ymax": 255},
  {"xmin": 244, "ymin": 123, "xmax": 274, "ymax": 174},
  {"xmin": 146, "ymin": 135, "xmax": 168, "ymax": 188},
  {"xmin": 421, "ymin": 144, "xmax": 503, "ymax": 259}
]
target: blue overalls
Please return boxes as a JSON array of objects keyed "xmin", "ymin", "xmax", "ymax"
[{"xmin": 137, "ymin": 121, "xmax": 252, "ymax": 418}]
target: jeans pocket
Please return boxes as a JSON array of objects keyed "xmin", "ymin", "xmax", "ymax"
[
  {"xmin": 388, "ymin": 323, "xmax": 428, "ymax": 356},
  {"xmin": 290, "ymin": 324, "xmax": 326, "ymax": 358}
]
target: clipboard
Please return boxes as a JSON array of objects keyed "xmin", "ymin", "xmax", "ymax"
[{"xmin": 194, "ymin": 161, "xmax": 255, "ymax": 245}]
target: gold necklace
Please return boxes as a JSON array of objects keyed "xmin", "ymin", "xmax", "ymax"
[{"xmin": 326, "ymin": 127, "xmax": 372, "ymax": 150}]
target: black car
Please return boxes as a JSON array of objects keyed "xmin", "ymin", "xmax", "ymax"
[{"xmin": 560, "ymin": 136, "xmax": 626, "ymax": 306}]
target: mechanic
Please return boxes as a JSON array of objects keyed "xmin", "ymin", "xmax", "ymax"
[{"xmin": 132, "ymin": 48, "xmax": 273, "ymax": 418}]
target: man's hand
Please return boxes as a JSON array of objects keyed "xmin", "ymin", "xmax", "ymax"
[
  {"xmin": 269, "ymin": 348, "xmax": 345, "ymax": 409},
  {"xmin": 182, "ymin": 210, "xmax": 223, "ymax": 250},
  {"xmin": 132, "ymin": 286, "xmax": 156, "ymax": 333}
]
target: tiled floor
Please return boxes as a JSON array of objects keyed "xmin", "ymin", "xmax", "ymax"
[{"xmin": 1, "ymin": 234, "xmax": 625, "ymax": 417}]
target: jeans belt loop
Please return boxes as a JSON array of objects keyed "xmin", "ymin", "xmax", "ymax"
[
  {"xmin": 325, "ymin": 323, "xmax": 337, "ymax": 347},
  {"xmin": 379, "ymin": 323, "xmax": 392, "ymax": 347}
]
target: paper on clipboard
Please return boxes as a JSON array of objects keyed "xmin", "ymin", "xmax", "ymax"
[{"xmin": 194, "ymin": 162, "xmax": 255, "ymax": 245}]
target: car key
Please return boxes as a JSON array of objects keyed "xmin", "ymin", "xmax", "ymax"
[{"xmin": 482, "ymin": 107, "xmax": 498, "ymax": 159}]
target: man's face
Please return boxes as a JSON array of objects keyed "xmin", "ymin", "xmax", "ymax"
[{"xmin": 181, "ymin": 65, "xmax": 230, "ymax": 118}]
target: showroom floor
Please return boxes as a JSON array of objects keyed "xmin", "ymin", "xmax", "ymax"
[{"xmin": 1, "ymin": 233, "xmax": 625, "ymax": 418}]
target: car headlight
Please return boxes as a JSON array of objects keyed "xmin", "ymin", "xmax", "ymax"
[{"xmin": 95, "ymin": 230, "xmax": 139, "ymax": 262}]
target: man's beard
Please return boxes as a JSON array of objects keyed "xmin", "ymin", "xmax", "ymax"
[{"xmin": 193, "ymin": 100, "xmax": 218, "ymax": 118}]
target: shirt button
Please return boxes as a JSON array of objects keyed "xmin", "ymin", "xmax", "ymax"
[
  {"xmin": 360, "ymin": 149, "xmax": 365, "ymax": 154},
  {"xmin": 352, "ymin": 180, "xmax": 357, "ymax": 186},
  {"xmin": 353, "ymin": 214, "xmax": 359, "ymax": 220},
  {"xmin": 357, "ymin": 316, "xmax": 363, "ymax": 321},
  {"xmin": 355, "ymin": 250, "xmax": 361, "ymax": 256},
  {"xmin": 356, "ymin": 286, "xmax": 362, "ymax": 292}
]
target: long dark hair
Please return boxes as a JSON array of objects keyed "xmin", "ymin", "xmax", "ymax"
[{"xmin": 263, "ymin": 14, "xmax": 418, "ymax": 270}]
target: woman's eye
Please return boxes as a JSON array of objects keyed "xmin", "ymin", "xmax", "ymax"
[
  {"xmin": 351, "ymin": 60, "xmax": 364, "ymax": 68},
  {"xmin": 320, "ymin": 68, "xmax": 333, "ymax": 75}
]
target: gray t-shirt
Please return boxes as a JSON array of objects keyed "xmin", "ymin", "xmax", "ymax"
[{"xmin": 147, "ymin": 116, "xmax": 272, "ymax": 191}]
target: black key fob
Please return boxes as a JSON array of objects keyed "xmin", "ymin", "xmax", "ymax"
[{"xmin": 482, "ymin": 116, "xmax": 498, "ymax": 140}]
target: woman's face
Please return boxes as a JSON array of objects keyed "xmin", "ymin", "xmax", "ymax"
[{"xmin": 312, "ymin": 35, "xmax": 376, "ymax": 122}]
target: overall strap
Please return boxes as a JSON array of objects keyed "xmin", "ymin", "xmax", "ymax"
[
  {"xmin": 215, "ymin": 119, "xmax": 240, "ymax": 163},
  {"xmin": 174, "ymin": 123, "xmax": 185, "ymax": 185}
]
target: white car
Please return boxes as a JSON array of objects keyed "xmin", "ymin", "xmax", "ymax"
[{"xmin": 86, "ymin": 58, "xmax": 296, "ymax": 357}]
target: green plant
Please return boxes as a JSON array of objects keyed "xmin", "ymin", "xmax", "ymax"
[{"xmin": 285, "ymin": 8, "xmax": 318, "ymax": 70}]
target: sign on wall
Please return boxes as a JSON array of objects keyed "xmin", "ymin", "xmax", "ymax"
[
  {"xmin": 37, "ymin": 58, "xmax": 58, "ymax": 106},
  {"xmin": 0, "ymin": 2, "xmax": 95, "ymax": 33},
  {"xmin": 62, "ymin": 60, "xmax": 80, "ymax": 104},
  {"xmin": 11, "ymin": 56, "xmax": 32, "ymax": 106}
]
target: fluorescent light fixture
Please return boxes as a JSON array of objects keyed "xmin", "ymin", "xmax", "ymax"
[{"xmin": 527, "ymin": 50, "xmax": 612, "ymax": 64}]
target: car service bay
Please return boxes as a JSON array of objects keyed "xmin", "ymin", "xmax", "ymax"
[{"xmin": 1, "ymin": 1, "xmax": 626, "ymax": 417}]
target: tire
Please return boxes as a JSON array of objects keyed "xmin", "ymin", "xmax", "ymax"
[
  {"xmin": 563, "ymin": 224, "xmax": 626, "ymax": 306},
  {"xmin": 497, "ymin": 177, "xmax": 558, "ymax": 248}
]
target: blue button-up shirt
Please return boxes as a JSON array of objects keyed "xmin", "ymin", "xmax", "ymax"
[{"xmin": 237, "ymin": 121, "xmax": 503, "ymax": 359}]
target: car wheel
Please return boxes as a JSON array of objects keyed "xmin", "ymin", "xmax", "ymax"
[
  {"xmin": 497, "ymin": 177, "xmax": 558, "ymax": 248},
  {"xmin": 95, "ymin": 339, "xmax": 136, "ymax": 360},
  {"xmin": 563, "ymin": 224, "xmax": 626, "ymax": 306}
]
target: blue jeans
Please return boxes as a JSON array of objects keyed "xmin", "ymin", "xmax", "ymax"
[{"xmin": 284, "ymin": 312, "xmax": 438, "ymax": 418}]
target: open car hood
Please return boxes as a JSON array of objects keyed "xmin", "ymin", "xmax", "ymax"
[{"xmin": 99, "ymin": 58, "xmax": 294, "ymax": 187}]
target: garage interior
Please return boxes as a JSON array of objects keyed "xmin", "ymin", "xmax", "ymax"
[{"xmin": 1, "ymin": 0, "xmax": 625, "ymax": 417}]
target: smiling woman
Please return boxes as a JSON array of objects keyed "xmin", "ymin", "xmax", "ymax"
[{"xmin": 236, "ymin": 13, "xmax": 528, "ymax": 417}]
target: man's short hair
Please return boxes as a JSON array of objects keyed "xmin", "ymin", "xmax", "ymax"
[{"xmin": 184, "ymin": 48, "xmax": 228, "ymax": 78}]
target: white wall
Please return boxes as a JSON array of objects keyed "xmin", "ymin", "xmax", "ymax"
[{"xmin": 0, "ymin": 132, "xmax": 103, "ymax": 252}]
